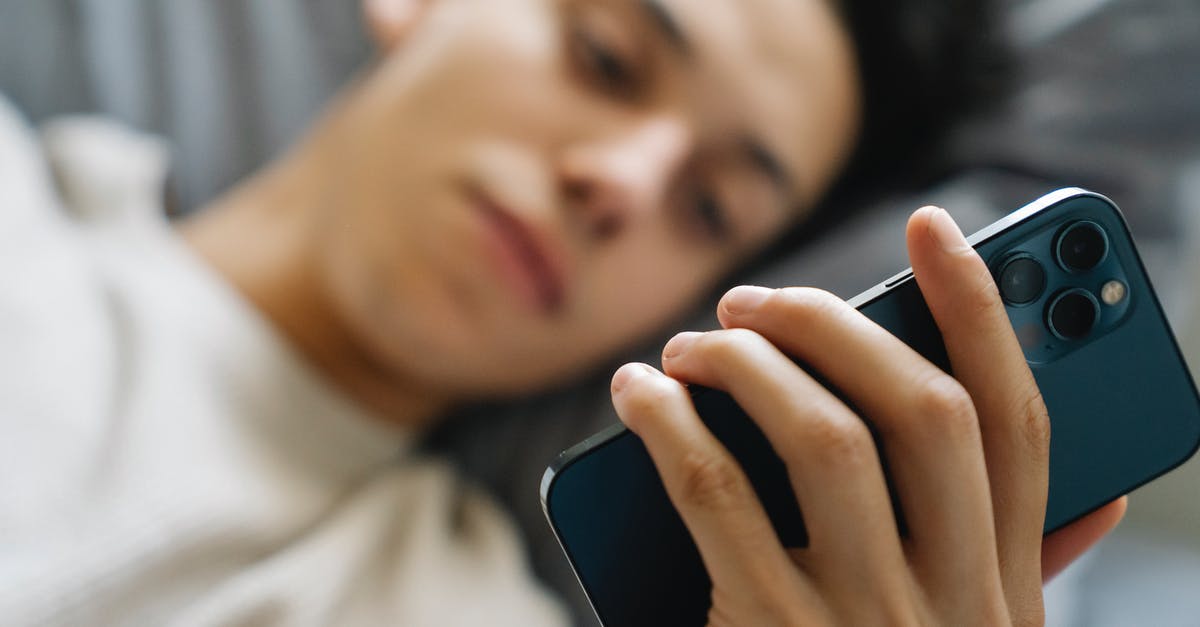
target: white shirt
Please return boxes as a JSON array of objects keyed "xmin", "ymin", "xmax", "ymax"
[{"xmin": 0, "ymin": 96, "xmax": 567, "ymax": 626}]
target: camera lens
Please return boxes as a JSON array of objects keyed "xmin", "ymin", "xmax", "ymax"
[
  {"xmin": 1056, "ymin": 221, "xmax": 1109, "ymax": 272},
  {"xmin": 1046, "ymin": 289, "xmax": 1100, "ymax": 340},
  {"xmin": 997, "ymin": 255, "xmax": 1046, "ymax": 305}
]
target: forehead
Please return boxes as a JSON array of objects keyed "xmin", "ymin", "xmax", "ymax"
[{"xmin": 655, "ymin": 0, "xmax": 861, "ymax": 207}]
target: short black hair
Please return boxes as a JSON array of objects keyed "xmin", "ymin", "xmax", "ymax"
[
  {"xmin": 753, "ymin": 0, "xmax": 1013, "ymax": 263},
  {"xmin": 834, "ymin": 1, "xmax": 1011, "ymax": 187}
]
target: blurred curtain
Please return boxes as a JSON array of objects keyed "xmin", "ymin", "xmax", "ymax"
[{"xmin": 0, "ymin": 0, "xmax": 370, "ymax": 213}]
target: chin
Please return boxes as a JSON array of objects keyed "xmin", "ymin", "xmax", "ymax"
[{"xmin": 437, "ymin": 341, "xmax": 601, "ymax": 398}]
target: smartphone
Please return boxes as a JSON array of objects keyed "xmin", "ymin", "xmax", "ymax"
[{"xmin": 540, "ymin": 188, "xmax": 1200, "ymax": 626}]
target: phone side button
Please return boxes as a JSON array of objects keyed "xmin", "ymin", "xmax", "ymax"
[{"xmin": 885, "ymin": 270, "xmax": 914, "ymax": 288}]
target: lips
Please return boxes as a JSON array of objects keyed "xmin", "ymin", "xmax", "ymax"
[{"xmin": 472, "ymin": 188, "xmax": 567, "ymax": 315}]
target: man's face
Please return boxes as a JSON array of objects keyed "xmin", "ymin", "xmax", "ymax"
[{"xmin": 318, "ymin": 0, "xmax": 859, "ymax": 397}]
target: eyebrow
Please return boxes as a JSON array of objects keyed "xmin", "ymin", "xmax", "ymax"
[
  {"xmin": 640, "ymin": 0, "xmax": 799, "ymax": 205},
  {"xmin": 639, "ymin": 0, "xmax": 690, "ymax": 56}
]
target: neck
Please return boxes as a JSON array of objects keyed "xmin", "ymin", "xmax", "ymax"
[{"xmin": 180, "ymin": 125, "xmax": 450, "ymax": 430}]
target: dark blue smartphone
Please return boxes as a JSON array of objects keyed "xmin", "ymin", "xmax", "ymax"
[{"xmin": 540, "ymin": 188, "xmax": 1200, "ymax": 626}]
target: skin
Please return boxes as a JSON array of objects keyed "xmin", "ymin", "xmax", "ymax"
[
  {"xmin": 612, "ymin": 208, "xmax": 1127, "ymax": 625},
  {"xmin": 178, "ymin": 0, "xmax": 1125, "ymax": 619},
  {"xmin": 184, "ymin": 0, "xmax": 860, "ymax": 426}
]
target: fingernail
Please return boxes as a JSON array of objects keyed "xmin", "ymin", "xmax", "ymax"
[
  {"xmin": 662, "ymin": 331, "xmax": 702, "ymax": 360},
  {"xmin": 612, "ymin": 362, "xmax": 655, "ymax": 393},
  {"xmin": 928, "ymin": 207, "xmax": 969, "ymax": 253},
  {"xmin": 722, "ymin": 286, "xmax": 772, "ymax": 315}
]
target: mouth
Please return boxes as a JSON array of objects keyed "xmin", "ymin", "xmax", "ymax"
[{"xmin": 471, "ymin": 187, "xmax": 567, "ymax": 315}]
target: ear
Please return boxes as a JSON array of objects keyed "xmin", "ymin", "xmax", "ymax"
[{"xmin": 363, "ymin": 0, "xmax": 430, "ymax": 52}]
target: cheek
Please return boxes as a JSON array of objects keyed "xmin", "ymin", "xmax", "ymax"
[
  {"xmin": 330, "ymin": 0, "xmax": 574, "ymax": 268},
  {"xmin": 582, "ymin": 237, "xmax": 728, "ymax": 351},
  {"xmin": 316, "ymin": 0, "xmax": 573, "ymax": 323},
  {"xmin": 368, "ymin": 0, "xmax": 568, "ymax": 140}
]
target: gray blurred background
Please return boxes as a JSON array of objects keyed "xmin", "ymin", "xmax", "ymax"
[{"xmin": 1, "ymin": 0, "xmax": 1197, "ymax": 624}]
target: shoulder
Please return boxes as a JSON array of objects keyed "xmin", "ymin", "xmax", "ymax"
[
  {"xmin": 0, "ymin": 93, "xmax": 60, "ymax": 233},
  {"xmin": 324, "ymin": 457, "xmax": 571, "ymax": 626},
  {"xmin": 0, "ymin": 89, "xmax": 172, "ymax": 234}
]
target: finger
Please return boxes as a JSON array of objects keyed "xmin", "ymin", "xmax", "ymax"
[
  {"xmin": 714, "ymin": 286, "xmax": 999, "ymax": 584},
  {"xmin": 609, "ymin": 363, "xmax": 815, "ymax": 612},
  {"xmin": 906, "ymin": 207, "xmax": 1051, "ymax": 602},
  {"xmin": 1041, "ymin": 497, "xmax": 1127, "ymax": 582},
  {"xmin": 658, "ymin": 330, "xmax": 911, "ymax": 588}
]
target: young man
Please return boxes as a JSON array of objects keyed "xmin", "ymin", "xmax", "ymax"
[{"xmin": 0, "ymin": 0, "xmax": 1124, "ymax": 624}]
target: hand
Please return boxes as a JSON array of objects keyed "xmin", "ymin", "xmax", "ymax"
[{"xmin": 610, "ymin": 207, "xmax": 1125, "ymax": 626}]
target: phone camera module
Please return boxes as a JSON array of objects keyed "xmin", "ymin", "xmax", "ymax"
[
  {"xmin": 998, "ymin": 255, "xmax": 1046, "ymax": 305},
  {"xmin": 1056, "ymin": 221, "xmax": 1109, "ymax": 272},
  {"xmin": 1047, "ymin": 289, "xmax": 1100, "ymax": 341}
]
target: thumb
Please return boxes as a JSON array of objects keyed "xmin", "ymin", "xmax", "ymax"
[{"xmin": 1041, "ymin": 496, "xmax": 1128, "ymax": 582}]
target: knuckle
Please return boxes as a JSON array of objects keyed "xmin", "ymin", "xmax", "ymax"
[
  {"xmin": 964, "ymin": 266, "xmax": 1005, "ymax": 317},
  {"xmin": 912, "ymin": 373, "xmax": 979, "ymax": 438},
  {"xmin": 775, "ymin": 287, "xmax": 848, "ymax": 325},
  {"xmin": 805, "ymin": 412, "xmax": 875, "ymax": 470},
  {"xmin": 618, "ymin": 375, "xmax": 684, "ymax": 428},
  {"xmin": 1013, "ymin": 386, "xmax": 1051, "ymax": 457},
  {"xmin": 698, "ymin": 328, "xmax": 765, "ymax": 363},
  {"xmin": 676, "ymin": 449, "xmax": 747, "ymax": 512}
]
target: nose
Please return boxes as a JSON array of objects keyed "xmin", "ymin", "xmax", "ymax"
[{"xmin": 558, "ymin": 116, "xmax": 694, "ymax": 241}]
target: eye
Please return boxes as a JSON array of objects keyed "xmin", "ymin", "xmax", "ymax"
[
  {"xmin": 569, "ymin": 22, "xmax": 639, "ymax": 97},
  {"xmin": 692, "ymin": 191, "xmax": 731, "ymax": 241}
]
